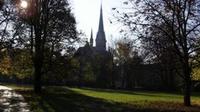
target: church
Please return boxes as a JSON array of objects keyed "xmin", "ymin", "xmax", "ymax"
[
  {"xmin": 74, "ymin": 4, "xmax": 113, "ymax": 88},
  {"xmin": 79, "ymin": 4, "xmax": 107, "ymax": 54}
]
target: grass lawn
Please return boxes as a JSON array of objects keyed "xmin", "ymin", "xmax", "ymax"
[{"xmin": 7, "ymin": 85, "xmax": 200, "ymax": 112}]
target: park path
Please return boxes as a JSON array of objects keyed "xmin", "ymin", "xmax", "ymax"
[{"xmin": 0, "ymin": 85, "xmax": 30, "ymax": 112}]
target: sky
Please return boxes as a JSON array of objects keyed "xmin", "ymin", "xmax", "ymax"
[{"xmin": 70, "ymin": 0, "xmax": 122, "ymax": 47}]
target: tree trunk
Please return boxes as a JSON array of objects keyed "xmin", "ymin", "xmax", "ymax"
[
  {"xmin": 30, "ymin": 26, "xmax": 34, "ymax": 57},
  {"xmin": 169, "ymin": 69, "xmax": 175, "ymax": 91},
  {"xmin": 184, "ymin": 78, "xmax": 191, "ymax": 106},
  {"xmin": 33, "ymin": 27, "xmax": 43, "ymax": 94},
  {"xmin": 184, "ymin": 68, "xmax": 191, "ymax": 106},
  {"xmin": 34, "ymin": 57, "xmax": 42, "ymax": 93},
  {"xmin": 183, "ymin": 58, "xmax": 192, "ymax": 106}
]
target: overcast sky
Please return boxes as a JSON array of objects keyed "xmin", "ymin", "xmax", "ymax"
[{"xmin": 70, "ymin": 0, "xmax": 122, "ymax": 46}]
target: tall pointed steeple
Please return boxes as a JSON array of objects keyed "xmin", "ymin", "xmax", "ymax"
[
  {"xmin": 96, "ymin": 2, "xmax": 106, "ymax": 52},
  {"xmin": 98, "ymin": 3, "xmax": 104, "ymax": 32},
  {"xmin": 90, "ymin": 29, "xmax": 93, "ymax": 47}
]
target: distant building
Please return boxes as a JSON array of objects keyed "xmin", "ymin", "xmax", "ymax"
[
  {"xmin": 76, "ymin": 3, "xmax": 108, "ymax": 54},
  {"xmin": 74, "ymin": 4, "xmax": 113, "ymax": 88}
]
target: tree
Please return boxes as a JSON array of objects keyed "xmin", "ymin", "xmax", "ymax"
[
  {"xmin": 114, "ymin": 0, "xmax": 200, "ymax": 106},
  {"xmin": 0, "ymin": 0, "xmax": 4, "ymax": 9},
  {"xmin": 0, "ymin": 0, "xmax": 14, "ymax": 51},
  {"xmin": 12, "ymin": 0, "xmax": 77, "ymax": 93},
  {"xmin": 113, "ymin": 38, "xmax": 143, "ymax": 89},
  {"xmin": 141, "ymin": 24, "xmax": 181, "ymax": 91}
]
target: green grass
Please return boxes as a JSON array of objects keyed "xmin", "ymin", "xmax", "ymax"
[
  {"xmin": 7, "ymin": 85, "xmax": 200, "ymax": 112},
  {"xmin": 70, "ymin": 87, "xmax": 200, "ymax": 104},
  {"xmin": 6, "ymin": 83, "xmax": 33, "ymax": 90}
]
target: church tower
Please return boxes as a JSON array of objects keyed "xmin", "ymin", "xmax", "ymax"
[
  {"xmin": 96, "ymin": 3, "xmax": 106, "ymax": 52},
  {"xmin": 90, "ymin": 29, "xmax": 93, "ymax": 47}
]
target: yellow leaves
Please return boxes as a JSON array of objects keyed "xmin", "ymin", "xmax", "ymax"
[
  {"xmin": 1, "ymin": 48, "xmax": 6, "ymax": 52},
  {"xmin": 0, "ymin": 56, "xmax": 12, "ymax": 75},
  {"xmin": 117, "ymin": 42, "xmax": 132, "ymax": 59},
  {"xmin": 0, "ymin": 49, "xmax": 33, "ymax": 78},
  {"xmin": 70, "ymin": 58, "xmax": 80, "ymax": 68},
  {"xmin": 192, "ymin": 68, "xmax": 200, "ymax": 80}
]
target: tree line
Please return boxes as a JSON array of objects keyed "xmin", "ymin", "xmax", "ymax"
[{"xmin": 113, "ymin": 0, "xmax": 200, "ymax": 106}]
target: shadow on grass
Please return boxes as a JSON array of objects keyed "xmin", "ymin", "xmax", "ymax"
[{"xmin": 15, "ymin": 87, "xmax": 200, "ymax": 112}]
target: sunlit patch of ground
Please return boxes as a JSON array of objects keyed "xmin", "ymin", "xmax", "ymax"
[
  {"xmin": 70, "ymin": 87, "xmax": 200, "ymax": 112},
  {"xmin": 0, "ymin": 85, "xmax": 30, "ymax": 112},
  {"xmin": 7, "ymin": 85, "xmax": 200, "ymax": 112}
]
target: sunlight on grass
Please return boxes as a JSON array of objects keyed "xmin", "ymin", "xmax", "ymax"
[
  {"xmin": 6, "ymin": 85, "xmax": 200, "ymax": 112},
  {"xmin": 6, "ymin": 84, "xmax": 33, "ymax": 91},
  {"xmin": 69, "ymin": 88, "xmax": 200, "ymax": 105}
]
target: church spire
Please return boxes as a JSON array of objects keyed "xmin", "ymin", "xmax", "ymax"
[
  {"xmin": 98, "ymin": 3, "xmax": 104, "ymax": 32},
  {"xmin": 96, "ymin": 2, "xmax": 106, "ymax": 52},
  {"xmin": 90, "ymin": 29, "xmax": 93, "ymax": 47}
]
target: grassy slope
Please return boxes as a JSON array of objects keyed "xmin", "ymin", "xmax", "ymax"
[
  {"xmin": 70, "ymin": 87, "xmax": 200, "ymax": 104},
  {"xmin": 70, "ymin": 88, "xmax": 200, "ymax": 112},
  {"xmin": 7, "ymin": 85, "xmax": 200, "ymax": 112}
]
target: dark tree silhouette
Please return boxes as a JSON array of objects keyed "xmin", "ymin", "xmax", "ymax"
[
  {"xmin": 141, "ymin": 24, "xmax": 180, "ymax": 91},
  {"xmin": 0, "ymin": 0, "xmax": 4, "ymax": 9},
  {"xmin": 114, "ymin": 0, "xmax": 200, "ymax": 106},
  {"xmin": 12, "ymin": 0, "xmax": 77, "ymax": 93},
  {"xmin": 113, "ymin": 38, "xmax": 143, "ymax": 89}
]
